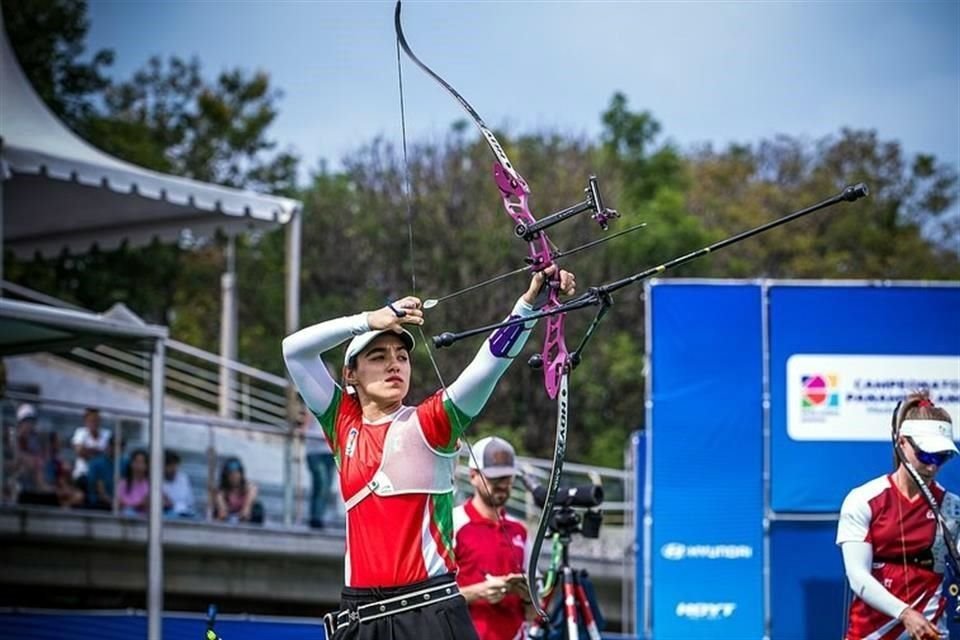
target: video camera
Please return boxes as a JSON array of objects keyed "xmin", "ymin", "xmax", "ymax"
[
  {"xmin": 530, "ymin": 483, "xmax": 604, "ymax": 510},
  {"xmin": 524, "ymin": 475, "xmax": 604, "ymax": 538}
]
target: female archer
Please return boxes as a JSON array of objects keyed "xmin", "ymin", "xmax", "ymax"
[
  {"xmin": 837, "ymin": 391, "xmax": 960, "ymax": 640},
  {"xmin": 282, "ymin": 267, "xmax": 575, "ymax": 640}
]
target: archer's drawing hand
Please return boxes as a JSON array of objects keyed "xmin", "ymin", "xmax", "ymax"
[{"xmin": 367, "ymin": 296, "xmax": 424, "ymax": 331}]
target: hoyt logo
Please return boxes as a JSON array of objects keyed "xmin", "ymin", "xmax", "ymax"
[{"xmin": 675, "ymin": 602, "xmax": 737, "ymax": 620}]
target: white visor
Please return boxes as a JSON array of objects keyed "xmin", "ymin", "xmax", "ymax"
[{"xmin": 900, "ymin": 419, "xmax": 959, "ymax": 455}]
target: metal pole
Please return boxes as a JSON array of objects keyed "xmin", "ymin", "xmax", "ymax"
[
  {"xmin": 147, "ymin": 339, "xmax": 166, "ymax": 640},
  {"xmin": 112, "ymin": 427, "xmax": 121, "ymax": 514},
  {"xmin": 642, "ymin": 282, "xmax": 655, "ymax": 640},
  {"xmin": 283, "ymin": 210, "xmax": 302, "ymax": 526},
  {"xmin": 761, "ymin": 281, "xmax": 773, "ymax": 640},
  {"xmin": 284, "ymin": 208, "xmax": 302, "ymax": 342},
  {"xmin": 0, "ymin": 170, "xmax": 5, "ymax": 291},
  {"xmin": 0, "ymin": 398, "xmax": 5, "ymax": 505},
  {"xmin": 623, "ymin": 434, "xmax": 636, "ymax": 636},
  {"xmin": 219, "ymin": 236, "xmax": 237, "ymax": 418}
]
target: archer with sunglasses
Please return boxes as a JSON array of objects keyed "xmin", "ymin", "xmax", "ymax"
[{"xmin": 837, "ymin": 391, "xmax": 960, "ymax": 640}]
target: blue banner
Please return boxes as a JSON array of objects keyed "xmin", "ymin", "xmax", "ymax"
[
  {"xmin": 648, "ymin": 283, "xmax": 765, "ymax": 639},
  {"xmin": 769, "ymin": 284, "xmax": 960, "ymax": 512}
]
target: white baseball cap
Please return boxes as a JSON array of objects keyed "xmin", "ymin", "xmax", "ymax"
[
  {"xmin": 900, "ymin": 419, "xmax": 959, "ymax": 455},
  {"xmin": 343, "ymin": 328, "xmax": 416, "ymax": 367},
  {"xmin": 16, "ymin": 403, "xmax": 37, "ymax": 422},
  {"xmin": 468, "ymin": 436, "xmax": 517, "ymax": 478}
]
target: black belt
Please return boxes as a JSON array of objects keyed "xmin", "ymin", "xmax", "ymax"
[
  {"xmin": 874, "ymin": 548, "xmax": 935, "ymax": 570},
  {"xmin": 322, "ymin": 580, "xmax": 463, "ymax": 637}
]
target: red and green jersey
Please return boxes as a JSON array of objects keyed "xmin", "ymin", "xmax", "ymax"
[
  {"xmin": 283, "ymin": 298, "xmax": 537, "ymax": 589},
  {"xmin": 316, "ymin": 387, "xmax": 470, "ymax": 588}
]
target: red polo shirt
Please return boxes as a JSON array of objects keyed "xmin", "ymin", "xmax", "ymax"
[{"xmin": 453, "ymin": 499, "xmax": 528, "ymax": 640}]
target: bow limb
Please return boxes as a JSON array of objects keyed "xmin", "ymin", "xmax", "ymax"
[
  {"xmin": 395, "ymin": 3, "xmax": 570, "ymax": 613},
  {"xmin": 526, "ymin": 370, "xmax": 570, "ymax": 618},
  {"xmin": 394, "ymin": 1, "xmax": 568, "ymax": 397}
]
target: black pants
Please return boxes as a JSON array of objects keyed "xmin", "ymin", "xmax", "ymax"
[{"xmin": 331, "ymin": 573, "xmax": 479, "ymax": 640}]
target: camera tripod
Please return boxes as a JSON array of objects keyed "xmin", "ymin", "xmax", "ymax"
[
  {"xmin": 205, "ymin": 604, "xmax": 223, "ymax": 640},
  {"xmin": 526, "ymin": 511, "xmax": 603, "ymax": 640}
]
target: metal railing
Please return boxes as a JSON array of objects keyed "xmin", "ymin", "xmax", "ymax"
[
  {"xmin": 2, "ymin": 393, "xmax": 632, "ymax": 544},
  {"xmin": 0, "ymin": 279, "xmax": 633, "ymax": 548},
  {"xmin": 1, "ymin": 280, "xmax": 290, "ymax": 426}
]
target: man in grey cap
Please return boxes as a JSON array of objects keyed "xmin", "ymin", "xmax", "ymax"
[{"xmin": 453, "ymin": 436, "xmax": 531, "ymax": 639}]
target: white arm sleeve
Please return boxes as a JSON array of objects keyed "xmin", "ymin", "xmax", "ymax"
[
  {"xmin": 281, "ymin": 313, "xmax": 369, "ymax": 416},
  {"xmin": 445, "ymin": 297, "xmax": 537, "ymax": 418},
  {"xmin": 841, "ymin": 541, "xmax": 909, "ymax": 620}
]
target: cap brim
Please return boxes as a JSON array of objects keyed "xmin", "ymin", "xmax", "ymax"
[
  {"xmin": 912, "ymin": 434, "xmax": 960, "ymax": 455},
  {"xmin": 344, "ymin": 328, "xmax": 416, "ymax": 366},
  {"xmin": 480, "ymin": 466, "xmax": 516, "ymax": 479}
]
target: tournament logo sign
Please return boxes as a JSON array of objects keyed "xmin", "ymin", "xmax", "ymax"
[
  {"xmin": 786, "ymin": 354, "xmax": 960, "ymax": 441},
  {"xmin": 800, "ymin": 374, "xmax": 839, "ymax": 410}
]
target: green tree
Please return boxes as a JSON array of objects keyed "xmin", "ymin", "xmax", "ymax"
[
  {"xmin": 87, "ymin": 56, "xmax": 298, "ymax": 190},
  {"xmin": 2, "ymin": 0, "xmax": 113, "ymax": 128},
  {"xmin": 5, "ymin": 3, "xmax": 299, "ymax": 366},
  {"xmin": 686, "ymin": 129, "xmax": 960, "ymax": 279}
]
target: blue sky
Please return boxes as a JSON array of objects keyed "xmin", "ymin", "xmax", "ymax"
[{"xmin": 86, "ymin": 0, "xmax": 958, "ymax": 189}]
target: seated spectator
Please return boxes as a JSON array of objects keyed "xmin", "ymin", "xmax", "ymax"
[
  {"xmin": 44, "ymin": 432, "xmax": 65, "ymax": 487},
  {"xmin": 117, "ymin": 449, "xmax": 150, "ymax": 516},
  {"xmin": 52, "ymin": 460, "xmax": 85, "ymax": 509},
  {"xmin": 162, "ymin": 450, "xmax": 196, "ymax": 518},
  {"xmin": 12, "ymin": 404, "xmax": 53, "ymax": 503},
  {"xmin": 71, "ymin": 408, "xmax": 111, "ymax": 490},
  {"xmin": 86, "ymin": 435, "xmax": 120, "ymax": 511},
  {"xmin": 214, "ymin": 457, "xmax": 263, "ymax": 524}
]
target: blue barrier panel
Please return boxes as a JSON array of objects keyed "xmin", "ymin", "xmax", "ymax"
[
  {"xmin": 769, "ymin": 520, "xmax": 847, "ymax": 640},
  {"xmin": 0, "ymin": 611, "xmax": 639, "ymax": 640},
  {"xmin": 0, "ymin": 611, "xmax": 326, "ymax": 640},
  {"xmin": 769, "ymin": 284, "xmax": 960, "ymax": 513},
  {"xmin": 649, "ymin": 283, "xmax": 765, "ymax": 639},
  {"xmin": 770, "ymin": 519, "xmax": 960, "ymax": 640}
]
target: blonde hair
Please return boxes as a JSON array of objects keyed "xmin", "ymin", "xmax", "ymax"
[{"xmin": 891, "ymin": 389, "xmax": 953, "ymax": 469}]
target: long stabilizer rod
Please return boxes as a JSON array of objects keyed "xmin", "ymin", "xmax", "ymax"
[{"xmin": 432, "ymin": 183, "xmax": 869, "ymax": 348}]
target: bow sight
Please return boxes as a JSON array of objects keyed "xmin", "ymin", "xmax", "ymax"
[{"xmin": 512, "ymin": 175, "xmax": 619, "ymax": 243}]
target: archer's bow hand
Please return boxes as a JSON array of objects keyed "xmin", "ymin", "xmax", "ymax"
[
  {"xmin": 898, "ymin": 606, "xmax": 941, "ymax": 639},
  {"xmin": 522, "ymin": 266, "xmax": 576, "ymax": 307},
  {"xmin": 368, "ymin": 296, "xmax": 424, "ymax": 331}
]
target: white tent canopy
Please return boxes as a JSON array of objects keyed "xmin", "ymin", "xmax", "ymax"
[
  {"xmin": 0, "ymin": 8, "xmax": 301, "ymax": 258},
  {"xmin": 0, "ymin": 297, "xmax": 168, "ymax": 640},
  {"xmin": 0, "ymin": 9, "xmax": 303, "ymax": 402}
]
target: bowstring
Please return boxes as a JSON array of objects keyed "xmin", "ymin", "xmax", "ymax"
[
  {"xmin": 395, "ymin": 34, "xmax": 506, "ymax": 535},
  {"xmin": 892, "ymin": 401, "xmax": 913, "ymax": 621}
]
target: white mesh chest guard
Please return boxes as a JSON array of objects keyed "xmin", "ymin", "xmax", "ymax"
[{"xmin": 343, "ymin": 406, "xmax": 458, "ymax": 511}]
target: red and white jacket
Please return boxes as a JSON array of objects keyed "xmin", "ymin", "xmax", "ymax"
[{"xmin": 837, "ymin": 473, "xmax": 960, "ymax": 640}]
